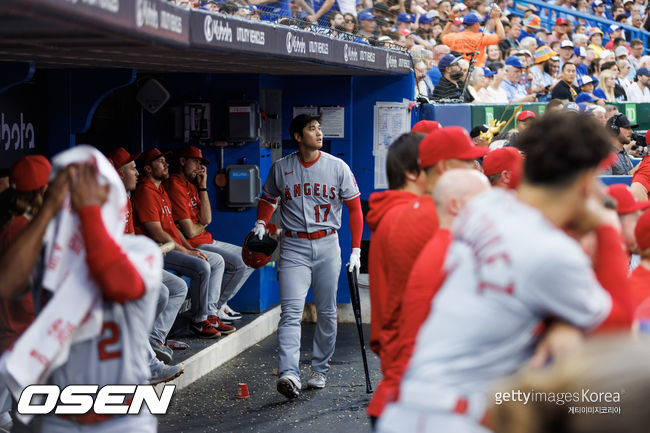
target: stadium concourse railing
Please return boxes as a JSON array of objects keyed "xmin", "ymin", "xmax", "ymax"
[{"xmin": 512, "ymin": 0, "xmax": 650, "ymax": 54}]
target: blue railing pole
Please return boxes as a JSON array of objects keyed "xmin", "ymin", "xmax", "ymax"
[{"xmin": 512, "ymin": 0, "xmax": 649, "ymax": 54}]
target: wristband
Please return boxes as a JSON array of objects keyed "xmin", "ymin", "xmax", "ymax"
[{"xmin": 198, "ymin": 188, "xmax": 208, "ymax": 192}]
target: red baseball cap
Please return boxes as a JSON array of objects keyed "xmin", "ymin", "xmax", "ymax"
[
  {"xmin": 418, "ymin": 126, "xmax": 489, "ymax": 168},
  {"xmin": 109, "ymin": 147, "xmax": 141, "ymax": 170},
  {"xmin": 556, "ymin": 18, "xmax": 568, "ymax": 25},
  {"xmin": 482, "ymin": 147, "xmax": 523, "ymax": 176},
  {"xmin": 141, "ymin": 148, "xmax": 170, "ymax": 165},
  {"xmin": 516, "ymin": 110, "xmax": 536, "ymax": 122},
  {"xmin": 635, "ymin": 209, "xmax": 650, "ymax": 250},
  {"xmin": 599, "ymin": 152, "xmax": 618, "ymax": 170},
  {"xmin": 177, "ymin": 145, "xmax": 210, "ymax": 165},
  {"xmin": 10, "ymin": 155, "xmax": 51, "ymax": 192},
  {"xmin": 607, "ymin": 184, "xmax": 650, "ymax": 214},
  {"xmin": 411, "ymin": 120, "xmax": 441, "ymax": 134}
]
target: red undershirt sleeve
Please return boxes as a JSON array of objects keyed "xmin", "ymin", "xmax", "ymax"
[
  {"xmin": 593, "ymin": 224, "xmax": 635, "ymax": 331},
  {"xmin": 256, "ymin": 195, "xmax": 277, "ymax": 224},
  {"xmin": 78, "ymin": 205, "xmax": 145, "ymax": 303},
  {"xmin": 344, "ymin": 196, "xmax": 363, "ymax": 249}
]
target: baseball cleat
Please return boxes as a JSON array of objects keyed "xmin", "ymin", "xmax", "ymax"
[
  {"xmin": 306, "ymin": 371, "xmax": 326, "ymax": 389},
  {"xmin": 149, "ymin": 363, "xmax": 184, "ymax": 385},
  {"xmin": 150, "ymin": 337, "xmax": 173, "ymax": 364},
  {"xmin": 208, "ymin": 315, "xmax": 237, "ymax": 335},
  {"xmin": 216, "ymin": 308, "xmax": 235, "ymax": 324},
  {"xmin": 223, "ymin": 304, "xmax": 242, "ymax": 320},
  {"xmin": 191, "ymin": 320, "xmax": 221, "ymax": 338},
  {"xmin": 218, "ymin": 304, "xmax": 242, "ymax": 322},
  {"xmin": 277, "ymin": 375, "xmax": 301, "ymax": 399}
]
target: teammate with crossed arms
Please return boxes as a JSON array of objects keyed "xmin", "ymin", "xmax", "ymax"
[{"xmin": 252, "ymin": 114, "xmax": 364, "ymax": 398}]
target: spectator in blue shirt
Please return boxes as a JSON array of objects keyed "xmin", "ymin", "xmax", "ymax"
[
  {"xmin": 519, "ymin": 14, "xmax": 541, "ymax": 41},
  {"xmin": 500, "ymin": 56, "xmax": 537, "ymax": 101}
]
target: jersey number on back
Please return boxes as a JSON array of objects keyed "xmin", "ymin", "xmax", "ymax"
[
  {"xmin": 98, "ymin": 321, "xmax": 122, "ymax": 361},
  {"xmin": 314, "ymin": 204, "xmax": 331, "ymax": 223}
]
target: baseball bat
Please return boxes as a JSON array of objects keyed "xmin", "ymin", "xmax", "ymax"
[{"xmin": 346, "ymin": 265, "xmax": 373, "ymax": 394}]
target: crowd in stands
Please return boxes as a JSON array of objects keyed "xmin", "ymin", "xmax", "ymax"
[{"xmin": 172, "ymin": 0, "xmax": 650, "ymax": 104}]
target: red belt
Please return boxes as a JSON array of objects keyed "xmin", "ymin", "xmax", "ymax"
[
  {"xmin": 57, "ymin": 412, "xmax": 114, "ymax": 425},
  {"xmin": 453, "ymin": 397, "xmax": 492, "ymax": 429},
  {"xmin": 284, "ymin": 229, "xmax": 335, "ymax": 240}
]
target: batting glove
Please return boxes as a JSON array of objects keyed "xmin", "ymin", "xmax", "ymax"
[
  {"xmin": 252, "ymin": 220, "xmax": 266, "ymax": 240},
  {"xmin": 347, "ymin": 248, "xmax": 361, "ymax": 277}
]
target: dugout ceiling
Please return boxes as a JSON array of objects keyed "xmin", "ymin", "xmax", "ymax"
[{"xmin": 0, "ymin": 0, "xmax": 412, "ymax": 76}]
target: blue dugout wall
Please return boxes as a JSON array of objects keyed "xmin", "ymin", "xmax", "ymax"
[{"xmin": 0, "ymin": 67, "xmax": 414, "ymax": 312}]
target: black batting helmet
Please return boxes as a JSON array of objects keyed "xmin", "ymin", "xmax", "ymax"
[{"xmin": 242, "ymin": 232, "xmax": 278, "ymax": 269}]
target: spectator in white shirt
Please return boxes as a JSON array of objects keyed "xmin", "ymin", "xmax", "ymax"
[
  {"xmin": 626, "ymin": 68, "xmax": 650, "ymax": 102},
  {"xmin": 477, "ymin": 63, "xmax": 509, "ymax": 103},
  {"xmin": 629, "ymin": 39, "xmax": 645, "ymax": 71}
]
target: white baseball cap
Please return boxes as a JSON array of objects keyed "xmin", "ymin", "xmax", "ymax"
[
  {"xmin": 615, "ymin": 46, "xmax": 629, "ymax": 57},
  {"xmin": 560, "ymin": 40, "xmax": 574, "ymax": 48}
]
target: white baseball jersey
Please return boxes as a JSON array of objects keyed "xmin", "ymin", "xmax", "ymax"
[
  {"xmin": 391, "ymin": 189, "xmax": 612, "ymax": 412},
  {"xmin": 262, "ymin": 151, "xmax": 360, "ymax": 232},
  {"xmin": 47, "ymin": 236, "xmax": 160, "ymax": 390}
]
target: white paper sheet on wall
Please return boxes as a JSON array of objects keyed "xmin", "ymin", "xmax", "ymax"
[
  {"xmin": 319, "ymin": 106, "xmax": 345, "ymax": 138},
  {"xmin": 292, "ymin": 106, "xmax": 345, "ymax": 138},
  {"xmin": 373, "ymin": 101, "xmax": 410, "ymax": 189},
  {"xmin": 292, "ymin": 106, "xmax": 319, "ymax": 117}
]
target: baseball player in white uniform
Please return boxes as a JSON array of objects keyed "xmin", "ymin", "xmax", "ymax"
[
  {"xmin": 378, "ymin": 112, "xmax": 617, "ymax": 433},
  {"xmin": 252, "ymin": 114, "xmax": 364, "ymax": 398},
  {"xmin": 0, "ymin": 152, "xmax": 161, "ymax": 433}
]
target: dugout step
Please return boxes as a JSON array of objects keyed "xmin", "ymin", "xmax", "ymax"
[{"xmin": 156, "ymin": 274, "xmax": 370, "ymax": 392}]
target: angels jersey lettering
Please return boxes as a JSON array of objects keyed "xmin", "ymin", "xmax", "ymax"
[{"xmin": 262, "ymin": 152, "xmax": 360, "ymax": 232}]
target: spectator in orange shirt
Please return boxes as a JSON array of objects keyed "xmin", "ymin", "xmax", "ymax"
[
  {"xmin": 440, "ymin": 6, "xmax": 505, "ymax": 67},
  {"xmin": 164, "ymin": 145, "xmax": 253, "ymax": 323}
]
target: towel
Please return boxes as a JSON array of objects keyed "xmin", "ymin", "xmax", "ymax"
[{"xmin": 0, "ymin": 145, "xmax": 160, "ymax": 422}]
